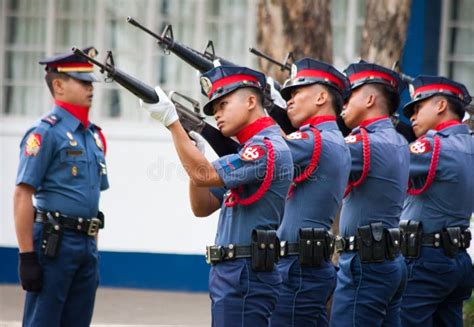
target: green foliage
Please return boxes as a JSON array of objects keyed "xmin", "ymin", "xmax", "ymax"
[{"xmin": 465, "ymin": 294, "xmax": 474, "ymax": 326}]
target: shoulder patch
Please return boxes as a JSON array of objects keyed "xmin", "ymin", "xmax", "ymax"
[
  {"xmin": 285, "ymin": 131, "xmax": 309, "ymax": 140},
  {"xmin": 240, "ymin": 144, "xmax": 266, "ymax": 161},
  {"xmin": 25, "ymin": 133, "xmax": 42, "ymax": 156},
  {"xmin": 409, "ymin": 138, "xmax": 432, "ymax": 154},
  {"xmin": 222, "ymin": 156, "xmax": 244, "ymax": 173},
  {"xmin": 344, "ymin": 134, "xmax": 362, "ymax": 144},
  {"xmin": 41, "ymin": 114, "xmax": 60, "ymax": 126}
]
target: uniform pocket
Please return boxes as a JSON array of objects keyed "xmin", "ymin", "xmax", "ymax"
[
  {"xmin": 255, "ymin": 268, "xmax": 283, "ymax": 286},
  {"xmin": 59, "ymin": 148, "xmax": 88, "ymax": 181}
]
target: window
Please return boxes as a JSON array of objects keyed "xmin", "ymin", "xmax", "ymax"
[
  {"xmin": 0, "ymin": 0, "xmax": 257, "ymax": 120},
  {"xmin": 331, "ymin": 0, "xmax": 366, "ymax": 69},
  {"xmin": 439, "ymin": 0, "xmax": 474, "ymax": 93}
]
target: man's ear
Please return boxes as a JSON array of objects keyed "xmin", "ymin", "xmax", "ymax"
[
  {"xmin": 52, "ymin": 79, "xmax": 65, "ymax": 96},
  {"xmin": 247, "ymin": 93, "xmax": 257, "ymax": 112},
  {"xmin": 315, "ymin": 90, "xmax": 329, "ymax": 106},
  {"xmin": 436, "ymin": 97, "xmax": 448, "ymax": 115},
  {"xmin": 366, "ymin": 93, "xmax": 376, "ymax": 108}
]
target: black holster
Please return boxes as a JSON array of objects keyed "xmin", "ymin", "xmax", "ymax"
[
  {"xmin": 461, "ymin": 229, "xmax": 472, "ymax": 249},
  {"xmin": 442, "ymin": 227, "xmax": 461, "ymax": 258},
  {"xmin": 357, "ymin": 223, "xmax": 385, "ymax": 263},
  {"xmin": 41, "ymin": 213, "xmax": 63, "ymax": 259},
  {"xmin": 251, "ymin": 229, "xmax": 279, "ymax": 272},
  {"xmin": 400, "ymin": 220, "xmax": 422, "ymax": 259},
  {"xmin": 298, "ymin": 228, "xmax": 334, "ymax": 267}
]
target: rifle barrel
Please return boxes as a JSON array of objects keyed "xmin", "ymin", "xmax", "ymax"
[{"xmin": 126, "ymin": 16, "xmax": 168, "ymax": 45}]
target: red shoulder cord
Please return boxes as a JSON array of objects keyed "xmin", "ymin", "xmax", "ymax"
[
  {"xmin": 343, "ymin": 128, "xmax": 371, "ymax": 198},
  {"xmin": 224, "ymin": 139, "xmax": 275, "ymax": 207},
  {"xmin": 97, "ymin": 129, "xmax": 107, "ymax": 156},
  {"xmin": 407, "ymin": 136, "xmax": 441, "ymax": 195},
  {"xmin": 287, "ymin": 128, "xmax": 322, "ymax": 198}
]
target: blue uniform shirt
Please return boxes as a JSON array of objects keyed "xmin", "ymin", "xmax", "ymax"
[
  {"xmin": 401, "ymin": 123, "xmax": 474, "ymax": 233},
  {"xmin": 340, "ymin": 117, "xmax": 409, "ymax": 237},
  {"xmin": 278, "ymin": 120, "xmax": 351, "ymax": 242},
  {"xmin": 211, "ymin": 123, "xmax": 293, "ymax": 246},
  {"xmin": 16, "ymin": 105, "xmax": 109, "ymax": 218}
]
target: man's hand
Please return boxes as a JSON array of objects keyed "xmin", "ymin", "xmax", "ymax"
[
  {"xmin": 140, "ymin": 86, "xmax": 179, "ymax": 127},
  {"xmin": 267, "ymin": 77, "xmax": 287, "ymax": 109},
  {"xmin": 189, "ymin": 131, "xmax": 206, "ymax": 154},
  {"xmin": 18, "ymin": 251, "xmax": 42, "ymax": 292}
]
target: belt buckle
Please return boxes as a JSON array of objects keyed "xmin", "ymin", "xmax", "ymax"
[
  {"xmin": 87, "ymin": 218, "xmax": 101, "ymax": 236},
  {"xmin": 205, "ymin": 245, "xmax": 223, "ymax": 264},
  {"xmin": 334, "ymin": 236, "xmax": 345, "ymax": 253}
]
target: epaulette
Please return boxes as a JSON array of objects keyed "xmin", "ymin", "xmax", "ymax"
[{"xmin": 41, "ymin": 114, "xmax": 61, "ymax": 126}]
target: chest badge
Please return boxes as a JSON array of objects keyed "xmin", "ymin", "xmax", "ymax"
[
  {"xmin": 66, "ymin": 132, "xmax": 77, "ymax": 146},
  {"xmin": 71, "ymin": 165, "xmax": 78, "ymax": 176},
  {"xmin": 93, "ymin": 132, "xmax": 104, "ymax": 152}
]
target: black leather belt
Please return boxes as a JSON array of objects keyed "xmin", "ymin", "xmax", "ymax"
[
  {"xmin": 205, "ymin": 244, "xmax": 252, "ymax": 264},
  {"xmin": 421, "ymin": 231, "xmax": 470, "ymax": 249},
  {"xmin": 279, "ymin": 241, "xmax": 301, "ymax": 257},
  {"xmin": 35, "ymin": 211, "xmax": 103, "ymax": 237},
  {"xmin": 334, "ymin": 236, "xmax": 359, "ymax": 253}
]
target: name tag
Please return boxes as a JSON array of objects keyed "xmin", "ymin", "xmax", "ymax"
[{"xmin": 66, "ymin": 150, "xmax": 84, "ymax": 156}]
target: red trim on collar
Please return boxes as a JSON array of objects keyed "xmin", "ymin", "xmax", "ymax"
[
  {"xmin": 359, "ymin": 115, "xmax": 389, "ymax": 128},
  {"xmin": 235, "ymin": 117, "xmax": 275, "ymax": 144},
  {"xmin": 296, "ymin": 70, "xmax": 345, "ymax": 90},
  {"xmin": 434, "ymin": 119, "xmax": 461, "ymax": 131},
  {"xmin": 55, "ymin": 99, "xmax": 90, "ymax": 128},
  {"xmin": 349, "ymin": 71, "xmax": 397, "ymax": 88},
  {"xmin": 301, "ymin": 115, "xmax": 336, "ymax": 127},
  {"xmin": 209, "ymin": 74, "xmax": 259, "ymax": 97},
  {"xmin": 414, "ymin": 84, "xmax": 463, "ymax": 99}
]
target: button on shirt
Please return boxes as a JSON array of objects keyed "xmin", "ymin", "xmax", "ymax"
[
  {"xmin": 340, "ymin": 117, "xmax": 410, "ymax": 237},
  {"xmin": 401, "ymin": 123, "xmax": 474, "ymax": 233},
  {"xmin": 211, "ymin": 124, "xmax": 293, "ymax": 246},
  {"xmin": 16, "ymin": 105, "xmax": 109, "ymax": 218},
  {"xmin": 278, "ymin": 120, "xmax": 351, "ymax": 243}
]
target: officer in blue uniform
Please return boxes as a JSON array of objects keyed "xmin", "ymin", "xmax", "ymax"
[
  {"xmin": 139, "ymin": 65, "xmax": 293, "ymax": 326},
  {"xmin": 269, "ymin": 58, "xmax": 351, "ymax": 326},
  {"xmin": 399, "ymin": 76, "xmax": 473, "ymax": 326},
  {"xmin": 330, "ymin": 61, "xmax": 410, "ymax": 326},
  {"xmin": 14, "ymin": 47, "xmax": 109, "ymax": 327}
]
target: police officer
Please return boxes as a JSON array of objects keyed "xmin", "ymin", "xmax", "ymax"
[
  {"xmin": 399, "ymin": 76, "xmax": 473, "ymax": 326},
  {"xmin": 269, "ymin": 58, "xmax": 351, "ymax": 326},
  {"xmin": 13, "ymin": 47, "xmax": 108, "ymax": 327},
  {"xmin": 139, "ymin": 65, "xmax": 293, "ymax": 326},
  {"xmin": 330, "ymin": 61, "xmax": 409, "ymax": 326}
]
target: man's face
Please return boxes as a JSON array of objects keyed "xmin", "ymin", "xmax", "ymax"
[
  {"xmin": 341, "ymin": 87, "xmax": 367, "ymax": 129},
  {"xmin": 212, "ymin": 90, "xmax": 252, "ymax": 137},
  {"xmin": 410, "ymin": 97, "xmax": 441, "ymax": 137},
  {"xmin": 59, "ymin": 78, "xmax": 94, "ymax": 107},
  {"xmin": 287, "ymin": 84, "xmax": 324, "ymax": 128}
]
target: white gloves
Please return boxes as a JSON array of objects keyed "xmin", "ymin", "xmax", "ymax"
[
  {"xmin": 139, "ymin": 86, "xmax": 179, "ymax": 127},
  {"xmin": 189, "ymin": 131, "xmax": 206, "ymax": 154},
  {"xmin": 267, "ymin": 76, "xmax": 287, "ymax": 109}
]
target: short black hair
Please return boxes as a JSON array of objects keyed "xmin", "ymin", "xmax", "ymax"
[
  {"xmin": 444, "ymin": 96, "xmax": 465, "ymax": 120},
  {"xmin": 370, "ymin": 83, "xmax": 400, "ymax": 114},
  {"xmin": 322, "ymin": 85, "xmax": 344, "ymax": 115},
  {"xmin": 45, "ymin": 72, "xmax": 70, "ymax": 96}
]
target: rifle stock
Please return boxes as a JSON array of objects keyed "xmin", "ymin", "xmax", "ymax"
[{"xmin": 72, "ymin": 47, "xmax": 159, "ymax": 104}]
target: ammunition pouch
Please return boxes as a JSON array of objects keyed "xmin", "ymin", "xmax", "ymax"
[
  {"xmin": 298, "ymin": 228, "xmax": 334, "ymax": 267},
  {"xmin": 357, "ymin": 223, "xmax": 386, "ymax": 263},
  {"xmin": 400, "ymin": 220, "xmax": 422, "ymax": 259},
  {"xmin": 251, "ymin": 229, "xmax": 279, "ymax": 272}
]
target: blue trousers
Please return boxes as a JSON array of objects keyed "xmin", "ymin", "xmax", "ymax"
[
  {"xmin": 209, "ymin": 258, "xmax": 282, "ymax": 327},
  {"xmin": 330, "ymin": 253, "xmax": 407, "ymax": 327},
  {"xmin": 23, "ymin": 223, "xmax": 99, "ymax": 327},
  {"xmin": 270, "ymin": 256, "xmax": 337, "ymax": 327},
  {"xmin": 400, "ymin": 247, "xmax": 473, "ymax": 327}
]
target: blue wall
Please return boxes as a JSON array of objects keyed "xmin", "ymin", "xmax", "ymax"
[{"xmin": 0, "ymin": 247, "xmax": 210, "ymax": 292}]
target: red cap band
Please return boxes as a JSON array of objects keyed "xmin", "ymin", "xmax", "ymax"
[{"xmin": 209, "ymin": 74, "xmax": 259, "ymax": 97}]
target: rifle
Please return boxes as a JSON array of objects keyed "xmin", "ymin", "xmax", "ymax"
[
  {"xmin": 249, "ymin": 48, "xmax": 294, "ymax": 74},
  {"xmin": 169, "ymin": 91, "xmax": 239, "ymax": 156},
  {"xmin": 72, "ymin": 47, "xmax": 159, "ymax": 103},
  {"xmin": 127, "ymin": 17, "xmax": 296, "ymax": 135},
  {"xmin": 73, "ymin": 47, "xmax": 238, "ymax": 156}
]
